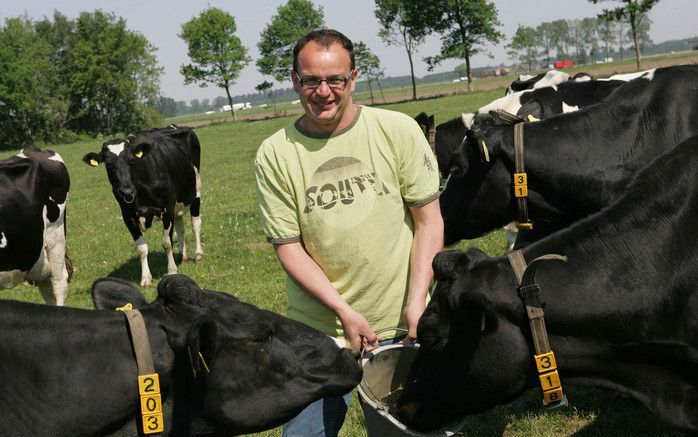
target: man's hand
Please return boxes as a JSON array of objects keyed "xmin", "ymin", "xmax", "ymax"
[
  {"xmin": 337, "ymin": 305, "xmax": 378, "ymax": 351},
  {"xmin": 403, "ymin": 299, "xmax": 426, "ymax": 342}
]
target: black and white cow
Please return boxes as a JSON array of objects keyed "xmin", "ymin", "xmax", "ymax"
[
  {"xmin": 440, "ymin": 64, "xmax": 698, "ymax": 246},
  {"xmin": 436, "ymin": 76, "xmax": 629, "ymax": 178},
  {"xmin": 396, "ymin": 136, "xmax": 698, "ymax": 433},
  {"xmin": 0, "ymin": 273, "xmax": 363, "ymax": 436},
  {"xmin": 83, "ymin": 125, "xmax": 203, "ymax": 286},
  {"xmin": 0, "ymin": 145, "xmax": 71, "ymax": 305},
  {"xmin": 505, "ymin": 70, "xmax": 572, "ymax": 95}
]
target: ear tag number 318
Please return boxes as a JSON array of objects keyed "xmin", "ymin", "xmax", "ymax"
[{"xmin": 138, "ymin": 374, "xmax": 164, "ymax": 434}]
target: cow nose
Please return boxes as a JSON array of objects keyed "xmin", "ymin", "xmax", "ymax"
[
  {"xmin": 120, "ymin": 188, "xmax": 135, "ymax": 203},
  {"xmin": 342, "ymin": 347, "xmax": 361, "ymax": 362}
]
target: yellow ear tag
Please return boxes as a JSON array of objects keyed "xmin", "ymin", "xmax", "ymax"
[
  {"xmin": 115, "ymin": 303, "xmax": 133, "ymax": 312},
  {"xmin": 90, "ymin": 159, "xmax": 99, "ymax": 167},
  {"xmin": 481, "ymin": 140, "xmax": 490, "ymax": 162},
  {"xmin": 527, "ymin": 114, "xmax": 540, "ymax": 122},
  {"xmin": 135, "ymin": 150, "xmax": 144, "ymax": 158}
]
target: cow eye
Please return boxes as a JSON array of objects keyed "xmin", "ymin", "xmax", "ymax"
[{"xmin": 252, "ymin": 323, "xmax": 275, "ymax": 342}]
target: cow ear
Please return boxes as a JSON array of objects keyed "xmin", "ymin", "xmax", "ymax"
[
  {"xmin": 186, "ymin": 315, "xmax": 220, "ymax": 377},
  {"xmin": 91, "ymin": 277, "xmax": 149, "ymax": 310},
  {"xmin": 131, "ymin": 142, "xmax": 154, "ymax": 159},
  {"xmin": 157, "ymin": 274, "xmax": 201, "ymax": 306},
  {"xmin": 517, "ymin": 100, "xmax": 543, "ymax": 121},
  {"xmin": 433, "ymin": 248, "xmax": 487, "ymax": 280},
  {"xmin": 458, "ymin": 289, "xmax": 499, "ymax": 334},
  {"xmin": 82, "ymin": 152, "xmax": 103, "ymax": 167}
]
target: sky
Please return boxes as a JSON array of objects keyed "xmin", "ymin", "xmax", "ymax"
[{"xmin": 2, "ymin": 0, "xmax": 696, "ymax": 103}]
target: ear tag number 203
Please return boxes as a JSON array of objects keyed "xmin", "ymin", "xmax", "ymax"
[{"xmin": 138, "ymin": 374, "xmax": 164, "ymax": 434}]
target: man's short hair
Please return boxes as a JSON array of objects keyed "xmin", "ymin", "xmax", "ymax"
[{"xmin": 292, "ymin": 29, "xmax": 355, "ymax": 74}]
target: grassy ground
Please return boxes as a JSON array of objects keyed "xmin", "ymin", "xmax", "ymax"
[{"xmin": 3, "ymin": 82, "xmax": 682, "ymax": 436}]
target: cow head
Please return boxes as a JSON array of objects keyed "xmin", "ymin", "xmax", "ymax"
[
  {"xmin": 439, "ymin": 120, "xmax": 514, "ymax": 245},
  {"xmin": 91, "ymin": 274, "xmax": 363, "ymax": 434},
  {"xmin": 82, "ymin": 138, "xmax": 154, "ymax": 204},
  {"xmin": 394, "ymin": 249, "xmax": 531, "ymax": 431}
]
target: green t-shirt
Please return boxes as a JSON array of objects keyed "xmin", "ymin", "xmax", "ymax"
[{"xmin": 254, "ymin": 105, "xmax": 439, "ymax": 337}]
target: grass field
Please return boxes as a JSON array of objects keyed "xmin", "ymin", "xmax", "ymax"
[{"xmin": 2, "ymin": 81, "xmax": 683, "ymax": 436}]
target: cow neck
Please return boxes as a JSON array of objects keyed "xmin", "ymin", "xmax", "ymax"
[
  {"xmin": 120, "ymin": 308, "xmax": 164, "ymax": 436},
  {"xmin": 507, "ymin": 250, "xmax": 569, "ymax": 410},
  {"xmin": 512, "ymin": 122, "xmax": 533, "ymax": 230}
]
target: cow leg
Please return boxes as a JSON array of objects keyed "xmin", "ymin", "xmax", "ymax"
[
  {"xmin": 136, "ymin": 236, "xmax": 153, "ymax": 287},
  {"xmin": 190, "ymin": 196, "xmax": 204, "ymax": 262},
  {"xmin": 174, "ymin": 213, "xmax": 187, "ymax": 262},
  {"xmin": 162, "ymin": 216, "xmax": 178, "ymax": 275},
  {"xmin": 42, "ymin": 221, "xmax": 68, "ymax": 306}
]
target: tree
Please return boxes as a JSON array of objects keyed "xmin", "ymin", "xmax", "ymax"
[
  {"xmin": 354, "ymin": 41, "xmax": 384, "ymax": 105},
  {"xmin": 180, "ymin": 8, "xmax": 250, "ymax": 121},
  {"xmin": 410, "ymin": 0, "xmax": 503, "ymax": 91},
  {"xmin": 153, "ymin": 96, "xmax": 177, "ymax": 118},
  {"xmin": 536, "ymin": 22, "xmax": 557, "ymax": 67},
  {"xmin": 549, "ymin": 19, "xmax": 571, "ymax": 58},
  {"xmin": 0, "ymin": 16, "xmax": 59, "ymax": 148},
  {"xmin": 255, "ymin": 80, "xmax": 277, "ymax": 111},
  {"xmin": 506, "ymin": 25, "xmax": 538, "ymax": 72},
  {"xmin": 589, "ymin": 0, "xmax": 660, "ymax": 70},
  {"xmin": 596, "ymin": 16, "xmax": 617, "ymax": 61},
  {"xmin": 579, "ymin": 17, "xmax": 600, "ymax": 63},
  {"xmin": 374, "ymin": 0, "xmax": 428, "ymax": 101},
  {"xmin": 256, "ymin": 0, "xmax": 324, "ymax": 83},
  {"xmin": 67, "ymin": 11, "xmax": 162, "ymax": 135}
]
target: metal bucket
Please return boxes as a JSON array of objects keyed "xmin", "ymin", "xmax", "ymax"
[{"xmin": 358, "ymin": 343, "xmax": 467, "ymax": 437}]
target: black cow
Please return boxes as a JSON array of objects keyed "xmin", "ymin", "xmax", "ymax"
[
  {"xmin": 0, "ymin": 145, "xmax": 71, "ymax": 305},
  {"xmin": 415, "ymin": 112, "xmax": 436, "ymax": 157},
  {"xmin": 0, "ymin": 274, "xmax": 363, "ymax": 436},
  {"xmin": 435, "ymin": 77, "xmax": 627, "ymax": 178},
  {"xmin": 440, "ymin": 65, "xmax": 698, "ymax": 246},
  {"xmin": 396, "ymin": 136, "xmax": 698, "ymax": 433},
  {"xmin": 83, "ymin": 125, "xmax": 203, "ymax": 286}
]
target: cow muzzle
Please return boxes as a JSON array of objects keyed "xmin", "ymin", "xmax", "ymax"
[{"xmin": 119, "ymin": 188, "xmax": 136, "ymax": 204}]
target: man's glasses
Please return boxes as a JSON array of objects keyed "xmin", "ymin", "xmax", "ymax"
[{"xmin": 297, "ymin": 72, "xmax": 353, "ymax": 90}]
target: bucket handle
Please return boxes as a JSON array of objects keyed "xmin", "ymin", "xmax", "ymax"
[{"xmin": 360, "ymin": 327, "xmax": 409, "ymax": 359}]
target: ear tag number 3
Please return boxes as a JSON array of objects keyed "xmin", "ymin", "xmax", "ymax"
[{"xmin": 138, "ymin": 374, "xmax": 164, "ymax": 434}]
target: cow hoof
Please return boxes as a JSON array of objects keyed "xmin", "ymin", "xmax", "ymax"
[
  {"xmin": 140, "ymin": 277, "xmax": 152, "ymax": 287},
  {"xmin": 195, "ymin": 253, "xmax": 204, "ymax": 262}
]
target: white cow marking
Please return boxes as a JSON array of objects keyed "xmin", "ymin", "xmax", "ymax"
[
  {"xmin": 107, "ymin": 142, "xmax": 126, "ymax": 155},
  {"xmin": 601, "ymin": 69, "xmax": 656, "ymax": 82},
  {"xmin": 562, "ymin": 102, "xmax": 579, "ymax": 113},
  {"xmin": 0, "ymin": 232, "xmax": 6, "ymax": 248}
]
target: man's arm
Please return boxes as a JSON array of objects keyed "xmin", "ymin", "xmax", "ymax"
[
  {"xmin": 273, "ymin": 242, "xmax": 378, "ymax": 350},
  {"xmin": 404, "ymin": 198, "xmax": 444, "ymax": 341}
]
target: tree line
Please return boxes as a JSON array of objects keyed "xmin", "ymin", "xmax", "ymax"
[
  {"xmin": 0, "ymin": 0, "xmax": 665, "ymax": 149},
  {"xmin": 507, "ymin": 15, "xmax": 651, "ymax": 72},
  {"xmin": 0, "ymin": 11, "xmax": 161, "ymax": 149}
]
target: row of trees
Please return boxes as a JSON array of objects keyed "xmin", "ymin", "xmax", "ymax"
[
  {"xmin": 1, "ymin": 0, "xmax": 663, "ymax": 148},
  {"xmin": 507, "ymin": 15, "xmax": 651, "ymax": 72},
  {"xmin": 0, "ymin": 11, "xmax": 162, "ymax": 149}
]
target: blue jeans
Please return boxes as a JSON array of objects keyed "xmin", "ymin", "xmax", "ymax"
[{"xmin": 282, "ymin": 336, "xmax": 405, "ymax": 437}]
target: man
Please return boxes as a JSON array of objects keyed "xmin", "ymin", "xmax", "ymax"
[{"xmin": 254, "ymin": 28, "xmax": 443, "ymax": 437}]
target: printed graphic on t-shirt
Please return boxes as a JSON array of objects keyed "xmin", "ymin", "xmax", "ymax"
[{"xmin": 303, "ymin": 156, "xmax": 391, "ymax": 228}]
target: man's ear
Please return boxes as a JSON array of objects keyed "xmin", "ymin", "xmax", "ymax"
[
  {"xmin": 82, "ymin": 152, "xmax": 103, "ymax": 167},
  {"xmin": 91, "ymin": 277, "xmax": 148, "ymax": 310}
]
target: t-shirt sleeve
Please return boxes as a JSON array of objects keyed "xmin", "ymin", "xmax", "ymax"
[
  {"xmin": 397, "ymin": 117, "xmax": 440, "ymax": 206},
  {"xmin": 254, "ymin": 146, "xmax": 301, "ymax": 243}
]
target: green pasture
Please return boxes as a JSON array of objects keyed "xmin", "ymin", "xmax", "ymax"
[{"xmin": 3, "ymin": 87, "xmax": 679, "ymax": 436}]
